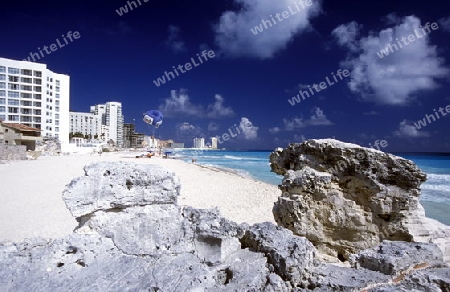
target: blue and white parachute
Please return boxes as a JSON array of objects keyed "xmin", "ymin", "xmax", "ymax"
[{"xmin": 143, "ymin": 110, "xmax": 163, "ymax": 128}]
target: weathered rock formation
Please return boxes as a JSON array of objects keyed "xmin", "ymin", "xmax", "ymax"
[
  {"xmin": 270, "ymin": 139, "xmax": 450, "ymax": 263},
  {"xmin": 0, "ymin": 161, "xmax": 448, "ymax": 291}
]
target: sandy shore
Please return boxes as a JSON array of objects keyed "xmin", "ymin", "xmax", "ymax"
[{"xmin": 0, "ymin": 153, "xmax": 280, "ymax": 242}]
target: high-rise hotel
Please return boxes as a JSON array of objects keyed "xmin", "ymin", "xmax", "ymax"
[{"xmin": 0, "ymin": 57, "xmax": 70, "ymax": 150}]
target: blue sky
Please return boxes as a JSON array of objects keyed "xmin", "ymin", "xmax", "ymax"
[{"xmin": 2, "ymin": 0, "xmax": 450, "ymax": 151}]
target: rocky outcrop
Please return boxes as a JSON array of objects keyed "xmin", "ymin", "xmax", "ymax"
[
  {"xmin": 270, "ymin": 139, "xmax": 450, "ymax": 263},
  {"xmin": 0, "ymin": 161, "xmax": 448, "ymax": 291}
]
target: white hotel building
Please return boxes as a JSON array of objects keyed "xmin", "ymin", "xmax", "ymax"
[
  {"xmin": 0, "ymin": 57, "xmax": 70, "ymax": 150},
  {"xmin": 70, "ymin": 102, "xmax": 123, "ymax": 147}
]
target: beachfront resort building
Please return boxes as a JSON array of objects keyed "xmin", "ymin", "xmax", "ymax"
[
  {"xmin": 70, "ymin": 101, "xmax": 124, "ymax": 147},
  {"xmin": 0, "ymin": 57, "xmax": 70, "ymax": 151},
  {"xmin": 211, "ymin": 137, "xmax": 218, "ymax": 149},
  {"xmin": 123, "ymin": 123, "xmax": 145, "ymax": 148},
  {"xmin": 193, "ymin": 137, "xmax": 205, "ymax": 149}
]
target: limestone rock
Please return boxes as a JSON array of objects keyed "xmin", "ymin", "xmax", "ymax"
[
  {"xmin": 270, "ymin": 139, "xmax": 450, "ymax": 262},
  {"xmin": 63, "ymin": 161, "xmax": 180, "ymax": 218},
  {"xmin": 1, "ymin": 161, "xmax": 449, "ymax": 291}
]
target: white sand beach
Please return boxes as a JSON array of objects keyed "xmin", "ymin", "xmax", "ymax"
[{"xmin": 0, "ymin": 153, "xmax": 280, "ymax": 242}]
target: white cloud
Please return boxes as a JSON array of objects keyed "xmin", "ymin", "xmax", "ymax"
[
  {"xmin": 363, "ymin": 111, "xmax": 379, "ymax": 115},
  {"xmin": 177, "ymin": 122, "xmax": 204, "ymax": 138},
  {"xmin": 439, "ymin": 17, "xmax": 450, "ymax": 32},
  {"xmin": 308, "ymin": 107, "xmax": 333, "ymax": 125},
  {"xmin": 281, "ymin": 107, "xmax": 332, "ymax": 130},
  {"xmin": 214, "ymin": 0, "xmax": 321, "ymax": 59},
  {"xmin": 393, "ymin": 120, "xmax": 430, "ymax": 138},
  {"xmin": 269, "ymin": 127, "xmax": 281, "ymax": 134},
  {"xmin": 332, "ymin": 21, "xmax": 362, "ymax": 51},
  {"xmin": 159, "ymin": 89, "xmax": 203, "ymax": 117},
  {"xmin": 165, "ymin": 25, "xmax": 186, "ymax": 53},
  {"xmin": 206, "ymin": 94, "xmax": 235, "ymax": 118},
  {"xmin": 159, "ymin": 90, "xmax": 234, "ymax": 119},
  {"xmin": 283, "ymin": 117, "xmax": 305, "ymax": 130},
  {"xmin": 333, "ymin": 15, "xmax": 449, "ymax": 105},
  {"xmin": 239, "ymin": 117, "xmax": 258, "ymax": 140},
  {"xmin": 208, "ymin": 122, "xmax": 220, "ymax": 131}
]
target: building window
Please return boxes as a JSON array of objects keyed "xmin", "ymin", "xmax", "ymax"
[
  {"xmin": 8, "ymin": 99, "xmax": 19, "ymax": 106},
  {"xmin": 21, "ymin": 69, "xmax": 32, "ymax": 76},
  {"xmin": 8, "ymin": 84, "xmax": 19, "ymax": 90},
  {"xmin": 8, "ymin": 68, "xmax": 20, "ymax": 75},
  {"xmin": 34, "ymin": 71, "xmax": 42, "ymax": 77},
  {"xmin": 20, "ymin": 85, "xmax": 33, "ymax": 91},
  {"xmin": 20, "ymin": 93, "xmax": 32, "ymax": 99},
  {"xmin": 56, "ymin": 86, "xmax": 60, "ymax": 92},
  {"xmin": 55, "ymin": 100, "xmax": 60, "ymax": 106},
  {"xmin": 0, "ymin": 66, "xmax": 5, "ymax": 73},
  {"xmin": 34, "ymin": 86, "xmax": 41, "ymax": 92},
  {"xmin": 8, "ymin": 91, "xmax": 20, "ymax": 98},
  {"xmin": 0, "ymin": 74, "xmax": 5, "ymax": 81},
  {"xmin": 8, "ymin": 76, "xmax": 19, "ymax": 82},
  {"xmin": 21, "ymin": 77, "xmax": 32, "ymax": 83},
  {"xmin": 0, "ymin": 82, "xmax": 5, "ymax": 89},
  {"xmin": 56, "ymin": 94, "xmax": 60, "ymax": 99},
  {"xmin": 0, "ymin": 91, "xmax": 5, "ymax": 97},
  {"xmin": 33, "ymin": 78, "xmax": 42, "ymax": 85},
  {"xmin": 8, "ymin": 107, "xmax": 19, "ymax": 113},
  {"xmin": 33, "ymin": 109, "xmax": 41, "ymax": 115},
  {"xmin": 33, "ymin": 102, "xmax": 41, "ymax": 107},
  {"xmin": 55, "ymin": 114, "xmax": 59, "ymax": 119},
  {"xmin": 0, "ymin": 106, "xmax": 5, "ymax": 112},
  {"xmin": 33, "ymin": 94, "xmax": 41, "ymax": 100},
  {"xmin": 8, "ymin": 115, "xmax": 20, "ymax": 121},
  {"xmin": 55, "ymin": 127, "xmax": 59, "ymax": 132},
  {"xmin": 0, "ymin": 114, "xmax": 5, "ymax": 121}
]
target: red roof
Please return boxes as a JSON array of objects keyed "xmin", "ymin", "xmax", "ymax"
[{"xmin": 2, "ymin": 123, "xmax": 41, "ymax": 132}]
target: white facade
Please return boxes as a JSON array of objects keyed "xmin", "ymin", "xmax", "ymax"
[
  {"xmin": 211, "ymin": 137, "xmax": 218, "ymax": 149},
  {"xmin": 69, "ymin": 111, "xmax": 101, "ymax": 137},
  {"xmin": 89, "ymin": 102, "xmax": 123, "ymax": 147},
  {"xmin": 193, "ymin": 137, "xmax": 205, "ymax": 149},
  {"xmin": 0, "ymin": 57, "xmax": 70, "ymax": 151}
]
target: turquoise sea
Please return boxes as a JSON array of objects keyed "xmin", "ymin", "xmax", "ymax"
[{"xmin": 174, "ymin": 149, "xmax": 450, "ymax": 226}]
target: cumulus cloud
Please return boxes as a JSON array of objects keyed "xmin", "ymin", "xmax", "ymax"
[
  {"xmin": 332, "ymin": 21, "xmax": 362, "ymax": 51},
  {"xmin": 308, "ymin": 107, "xmax": 333, "ymax": 126},
  {"xmin": 283, "ymin": 117, "xmax": 305, "ymax": 130},
  {"xmin": 439, "ymin": 17, "xmax": 450, "ymax": 32},
  {"xmin": 176, "ymin": 122, "xmax": 204, "ymax": 139},
  {"xmin": 333, "ymin": 15, "xmax": 449, "ymax": 105},
  {"xmin": 363, "ymin": 111, "xmax": 380, "ymax": 115},
  {"xmin": 269, "ymin": 127, "xmax": 281, "ymax": 134},
  {"xmin": 159, "ymin": 89, "xmax": 203, "ymax": 117},
  {"xmin": 279, "ymin": 107, "xmax": 333, "ymax": 131},
  {"xmin": 214, "ymin": 0, "xmax": 321, "ymax": 59},
  {"xmin": 159, "ymin": 90, "xmax": 234, "ymax": 118},
  {"xmin": 165, "ymin": 25, "xmax": 186, "ymax": 53},
  {"xmin": 206, "ymin": 94, "xmax": 235, "ymax": 118},
  {"xmin": 208, "ymin": 122, "xmax": 220, "ymax": 132},
  {"xmin": 239, "ymin": 117, "xmax": 258, "ymax": 140},
  {"xmin": 393, "ymin": 120, "xmax": 430, "ymax": 138}
]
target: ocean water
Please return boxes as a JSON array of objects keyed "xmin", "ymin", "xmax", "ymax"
[{"xmin": 174, "ymin": 150, "xmax": 450, "ymax": 225}]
